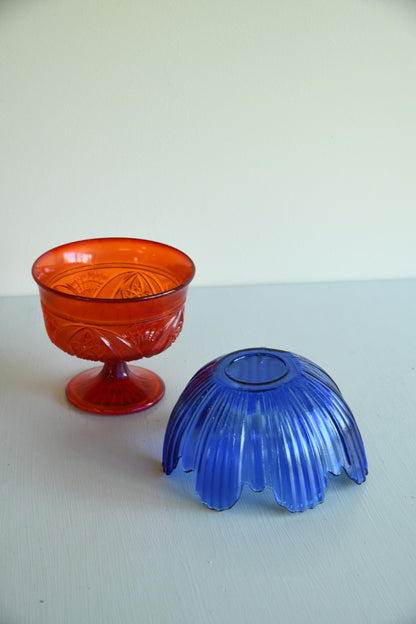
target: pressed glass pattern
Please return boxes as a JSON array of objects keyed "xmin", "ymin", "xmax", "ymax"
[{"xmin": 32, "ymin": 238, "xmax": 195, "ymax": 415}]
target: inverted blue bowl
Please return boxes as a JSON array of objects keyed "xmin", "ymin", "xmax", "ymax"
[{"xmin": 163, "ymin": 348, "xmax": 368, "ymax": 512}]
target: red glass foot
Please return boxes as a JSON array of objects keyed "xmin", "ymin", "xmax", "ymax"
[{"xmin": 65, "ymin": 361, "xmax": 165, "ymax": 415}]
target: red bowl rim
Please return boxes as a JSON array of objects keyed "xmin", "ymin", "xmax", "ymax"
[{"xmin": 32, "ymin": 237, "xmax": 196, "ymax": 303}]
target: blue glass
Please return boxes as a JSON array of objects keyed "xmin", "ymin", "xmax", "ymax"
[{"xmin": 163, "ymin": 348, "xmax": 368, "ymax": 511}]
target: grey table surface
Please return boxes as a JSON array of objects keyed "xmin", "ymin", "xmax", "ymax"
[{"xmin": 1, "ymin": 280, "xmax": 415, "ymax": 624}]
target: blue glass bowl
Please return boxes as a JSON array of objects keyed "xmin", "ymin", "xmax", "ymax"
[{"xmin": 163, "ymin": 348, "xmax": 368, "ymax": 511}]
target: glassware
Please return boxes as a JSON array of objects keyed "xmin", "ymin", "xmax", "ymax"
[
  {"xmin": 32, "ymin": 238, "xmax": 195, "ymax": 415},
  {"xmin": 163, "ymin": 348, "xmax": 368, "ymax": 511}
]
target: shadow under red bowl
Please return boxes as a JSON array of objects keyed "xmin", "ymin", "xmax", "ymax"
[{"xmin": 32, "ymin": 238, "xmax": 195, "ymax": 415}]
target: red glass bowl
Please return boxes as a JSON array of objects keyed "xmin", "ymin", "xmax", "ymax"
[{"xmin": 32, "ymin": 238, "xmax": 195, "ymax": 415}]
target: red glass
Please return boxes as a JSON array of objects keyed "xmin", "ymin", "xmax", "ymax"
[{"xmin": 32, "ymin": 238, "xmax": 195, "ymax": 415}]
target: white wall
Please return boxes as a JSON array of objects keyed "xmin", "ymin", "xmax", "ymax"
[{"xmin": 1, "ymin": 0, "xmax": 416, "ymax": 296}]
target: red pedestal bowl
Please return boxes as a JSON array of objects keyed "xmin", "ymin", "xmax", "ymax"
[{"xmin": 32, "ymin": 238, "xmax": 195, "ymax": 415}]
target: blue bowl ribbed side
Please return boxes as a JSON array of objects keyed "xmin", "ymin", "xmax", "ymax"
[{"xmin": 162, "ymin": 350, "xmax": 368, "ymax": 511}]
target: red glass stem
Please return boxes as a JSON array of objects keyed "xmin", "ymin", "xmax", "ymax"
[
  {"xmin": 66, "ymin": 362, "xmax": 165, "ymax": 415},
  {"xmin": 101, "ymin": 361, "xmax": 130, "ymax": 379}
]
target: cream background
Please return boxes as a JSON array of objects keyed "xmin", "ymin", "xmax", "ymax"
[{"xmin": 1, "ymin": 0, "xmax": 416, "ymax": 295}]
